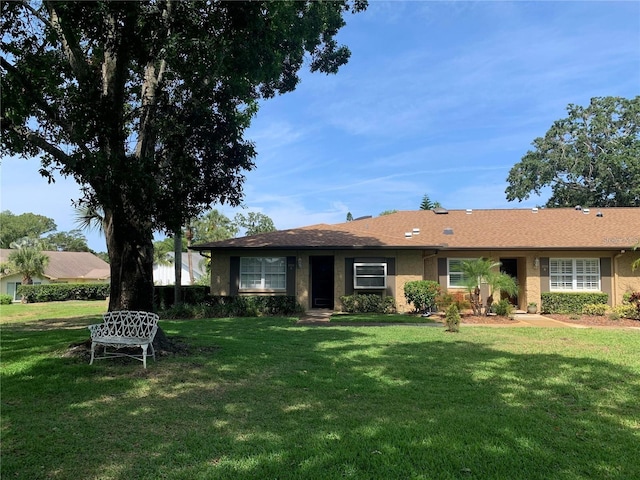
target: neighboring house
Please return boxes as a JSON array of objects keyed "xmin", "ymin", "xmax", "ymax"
[
  {"xmin": 191, "ymin": 208, "xmax": 640, "ymax": 312},
  {"xmin": 153, "ymin": 251, "xmax": 207, "ymax": 286},
  {"xmin": 0, "ymin": 249, "xmax": 110, "ymax": 301}
]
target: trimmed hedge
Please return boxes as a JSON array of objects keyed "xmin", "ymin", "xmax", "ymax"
[
  {"xmin": 404, "ymin": 280, "xmax": 441, "ymax": 313},
  {"xmin": 0, "ymin": 294, "xmax": 13, "ymax": 305},
  {"xmin": 160, "ymin": 295, "xmax": 305, "ymax": 319},
  {"xmin": 17, "ymin": 283, "xmax": 110, "ymax": 303},
  {"xmin": 153, "ymin": 285, "xmax": 211, "ymax": 310},
  {"xmin": 339, "ymin": 293, "xmax": 396, "ymax": 314},
  {"xmin": 541, "ymin": 292, "xmax": 608, "ymax": 314}
]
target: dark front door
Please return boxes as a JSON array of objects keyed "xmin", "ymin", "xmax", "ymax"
[
  {"xmin": 500, "ymin": 258, "xmax": 518, "ymax": 306},
  {"xmin": 311, "ymin": 256, "xmax": 334, "ymax": 309}
]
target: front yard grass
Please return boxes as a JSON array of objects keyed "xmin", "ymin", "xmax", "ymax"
[
  {"xmin": 0, "ymin": 299, "xmax": 105, "ymax": 324},
  {"xmin": 330, "ymin": 312, "xmax": 439, "ymax": 324},
  {"xmin": 1, "ymin": 305, "xmax": 639, "ymax": 479}
]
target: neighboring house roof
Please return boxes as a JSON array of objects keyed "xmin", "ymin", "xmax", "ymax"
[
  {"xmin": 0, "ymin": 249, "xmax": 110, "ymax": 280},
  {"xmin": 191, "ymin": 208, "xmax": 640, "ymax": 251}
]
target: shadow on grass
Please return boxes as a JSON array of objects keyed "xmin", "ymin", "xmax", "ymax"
[{"xmin": 2, "ymin": 318, "xmax": 639, "ymax": 480}]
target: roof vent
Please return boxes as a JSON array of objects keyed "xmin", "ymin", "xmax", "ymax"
[
  {"xmin": 443, "ymin": 228, "xmax": 454, "ymax": 235},
  {"xmin": 405, "ymin": 232, "xmax": 413, "ymax": 238},
  {"xmin": 596, "ymin": 211, "xmax": 603, "ymax": 217},
  {"xmin": 433, "ymin": 207, "xmax": 448, "ymax": 215},
  {"xmin": 412, "ymin": 228, "xmax": 420, "ymax": 234},
  {"xmin": 466, "ymin": 209, "xmax": 473, "ymax": 214},
  {"xmin": 583, "ymin": 208, "xmax": 590, "ymax": 215},
  {"xmin": 532, "ymin": 207, "xmax": 538, "ymax": 213}
]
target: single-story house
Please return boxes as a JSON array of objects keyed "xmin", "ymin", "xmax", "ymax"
[
  {"xmin": 190, "ymin": 208, "xmax": 640, "ymax": 312},
  {"xmin": 0, "ymin": 249, "xmax": 110, "ymax": 301},
  {"xmin": 153, "ymin": 251, "xmax": 207, "ymax": 286}
]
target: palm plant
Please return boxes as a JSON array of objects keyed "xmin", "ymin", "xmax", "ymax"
[
  {"xmin": 8, "ymin": 246, "xmax": 49, "ymax": 285},
  {"xmin": 484, "ymin": 270, "xmax": 518, "ymax": 313},
  {"xmin": 460, "ymin": 259, "xmax": 498, "ymax": 315},
  {"xmin": 74, "ymin": 204, "xmax": 106, "ymax": 235},
  {"xmin": 461, "ymin": 259, "xmax": 517, "ymax": 315}
]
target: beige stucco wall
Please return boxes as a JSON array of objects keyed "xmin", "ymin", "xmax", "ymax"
[
  {"xmin": 426, "ymin": 249, "xmax": 639, "ymax": 309},
  {"xmin": 614, "ymin": 251, "xmax": 640, "ymax": 304},
  {"xmin": 210, "ymin": 252, "xmax": 232, "ymax": 296},
  {"xmin": 208, "ymin": 248, "xmax": 640, "ymax": 312}
]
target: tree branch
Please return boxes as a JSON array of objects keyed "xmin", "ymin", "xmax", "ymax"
[
  {"xmin": 135, "ymin": 0, "xmax": 171, "ymax": 160},
  {"xmin": 1, "ymin": 56, "xmax": 93, "ymax": 159},
  {"xmin": 18, "ymin": 0, "xmax": 54, "ymax": 29},
  {"xmin": 1, "ymin": 117, "xmax": 73, "ymax": 165},
  {"xmin": 43, "ymin": 1, "xmax": 92, "ymax": 85}
]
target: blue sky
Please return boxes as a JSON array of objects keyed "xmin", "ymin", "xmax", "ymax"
[{"xmin": 2, "ymin": 1, "xmax": 639, "ymax": 252}]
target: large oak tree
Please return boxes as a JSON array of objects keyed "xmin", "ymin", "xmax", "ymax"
[
  {"xmin": 1, "ymin": 1, "xmax": 366, "ymax": 311},
  {"xmin": 505, "ymin": 96, "xmax": 640, "ymax": 208}
]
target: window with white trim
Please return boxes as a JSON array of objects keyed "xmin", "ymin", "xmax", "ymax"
[
  {"xmin": 240, "ymin": 257, "xmax": 286, "ymax": 290},
  {"xmin": 447, "ymin": 258, "xmax": 472, "ymax": 288},
  {"xmin": 354, "ymin": 263, "xmax": 387, "ymax": 289},
  {"xmin": 550, "ymin": 258, "xmax": 600, "ymax": 291}
]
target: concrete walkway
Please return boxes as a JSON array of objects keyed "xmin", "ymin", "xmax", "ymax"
[
  {"xmin": 491, "ymin": 313, "xmax": 588, "ymax": 328},
  {"xmin": 296, "ymin": 310, "xmax": 588, "ymax": 328},
  {"xmin": 297, "ymin": 309, "xmax": 333, "ymax": 325}
]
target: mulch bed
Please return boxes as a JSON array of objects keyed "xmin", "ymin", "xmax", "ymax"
[
  {"xmin": 431, "ymin": 312, "xmax": 639, "ymax": 328},
  {"xmin": 544, "ymin": 314, "xmax": 640, "ymax": 328},
  {"xmin": 429, "ymin": 313, "xmax": 516, "ymax": 325}
]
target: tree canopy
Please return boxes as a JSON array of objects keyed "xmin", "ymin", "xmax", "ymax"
[
  {"xmin": 419, "ymin": 194, "xmax": 442, "ymax": 210},
  {"xmin": 0, "ymin": 210, "xmax": 90, "ymax": 251},
  {"xmin": 505, "ymin": 96, "xmax": 640, "ymax": 208},
  {"xmin": 1, "ymin": 1, "xmax": 366, "ymax": 310},
  {"xmin": 234, "ymin": 212, "xmax": 276, "ymax": 236},
  {"xmin": 0, "ymin": 211, "xmax": 56, "ymax": 248}
]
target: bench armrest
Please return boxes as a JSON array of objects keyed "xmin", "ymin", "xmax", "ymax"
[{"xmin": 88, "ymin": 323, "xmax": 108, "ymax": 337}]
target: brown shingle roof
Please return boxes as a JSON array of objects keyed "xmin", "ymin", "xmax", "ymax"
[
  {"xmin": 191, "ymin": 208, "xmax": 640, "ymax": 251},
  {"xmin": 0, "ymin": 249, "xmax": 110, "ymax": 280}
]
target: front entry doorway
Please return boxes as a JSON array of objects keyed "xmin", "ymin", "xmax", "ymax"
[
  {"xmin": 500, "ymin": 258, "xmax": 519, "ymax": 307},
  {"xmin": 311, "ymin": 256, "xmax": 334, "ymax": 309}
]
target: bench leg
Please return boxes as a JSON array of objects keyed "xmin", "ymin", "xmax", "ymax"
[
  {"xmin": 141, "ymin": 344, "xmax": 148, "ymax": 369},
  {"xmin": 90, "ymin": 342, "xmax": 95, "ymax": 365}
]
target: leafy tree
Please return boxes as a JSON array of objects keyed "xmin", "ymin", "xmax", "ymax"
[
  {"xmin": 379, "ymin": 210, "xmax": 398, "ymax": 216},
  {"xmin": 192, "ymin": 210, "xmax": 238, "ymax": 243},
  {"xmin": 153, "ymin": 237, "xmax": 176, "ymax": 266},
  {"xmin": 234, "ymin": 212, "xmax": 276, "ymax": 236},
  {"xmin": 7, "ymin": 246, "xmax": 49, "ymax": 285},
  {"xmin": 419, "ymin": 195, "xmax": 442, "ymax": 210},
  {"xmin": 2, "ymin": 1, "xmax": 366, "ymax": 311},
  {"xmin": 346, "ymin": 212, "xmax": 353, "ymax": 222},
  {"xmin": 44, "ymin": 230, "xmax": 90, "ymax": 252},
  {"xmin": 506, "ymin": 96, "xmax": 640, "ymax": 207},
  {"xmin": 0, "ymin": 211, "xmax": 56, "ymax": 248}
]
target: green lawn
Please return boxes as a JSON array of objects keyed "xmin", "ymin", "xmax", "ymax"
[
  {"xmin": 330, "ymin": 312, "xmax": 439, "ymax": 324},
  {"xmin": 0, "ymin": 299, "xmax": 106, "ymax": 324},
  {"xmin": 1, "ymin": 303, "xmax": 639, "ymax": 479}
]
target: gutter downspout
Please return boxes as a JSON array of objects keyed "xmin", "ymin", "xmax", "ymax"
[
  {"xmin": 613, "ymin": 250, "xmax": 625, "ymax": 306},
  {"xmin": 422, "ymin": 250, "xmax": 438, "ymax": 280}
]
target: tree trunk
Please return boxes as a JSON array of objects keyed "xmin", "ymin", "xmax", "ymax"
[
  {"xmin": 104, "ymin": 208, "xmax": 155, "ymax": 312},
  {"xmin": 174, "ymin": 230, "xmax": 182, "ymax": 304}
]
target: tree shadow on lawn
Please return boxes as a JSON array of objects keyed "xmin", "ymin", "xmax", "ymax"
[{"xmin": 2, "ymin": 320, "xmax": 639, "ymax": 480}]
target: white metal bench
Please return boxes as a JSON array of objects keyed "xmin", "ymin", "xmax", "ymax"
[{"xmin": 88, "ymin": 311, "xmax": 159, "ymax": 368}]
